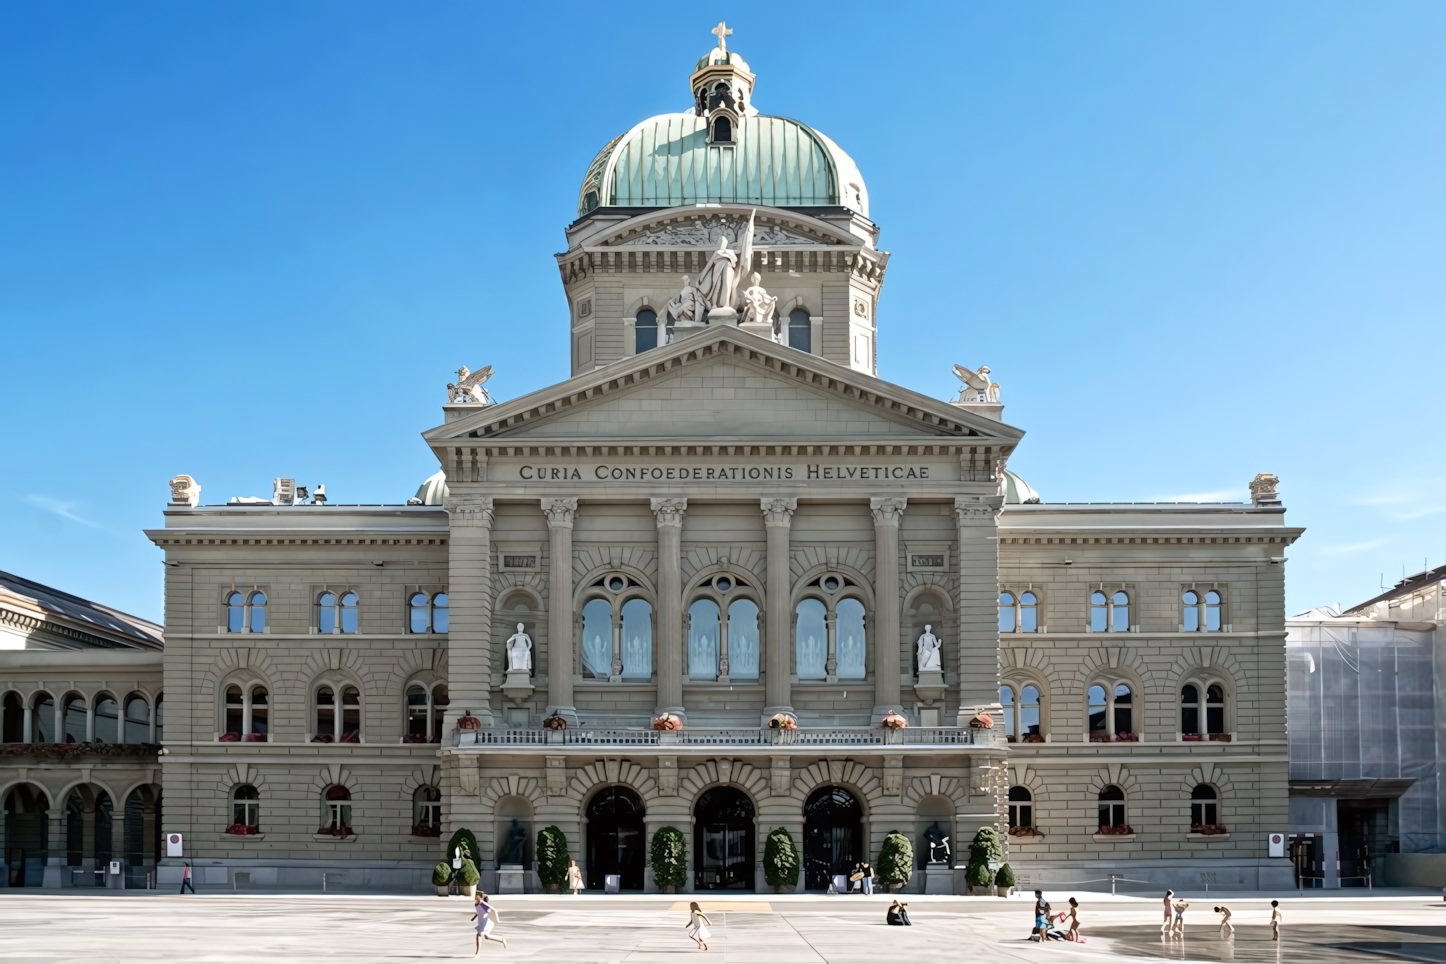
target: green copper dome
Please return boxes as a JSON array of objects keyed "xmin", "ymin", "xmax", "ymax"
[{"xmin": 577, "ymin": 112, "xmax": 869, "ymax": 219}]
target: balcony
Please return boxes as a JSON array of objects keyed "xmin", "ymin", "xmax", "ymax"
[{"xmin": 455, "ymin": 726, "xmax": 986, "ymax": 749}]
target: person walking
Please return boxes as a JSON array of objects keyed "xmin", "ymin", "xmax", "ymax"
[
  {"xmin": 1160, "ymin": 890, "xmax": 1173, "ymax": 937},
  {"xmin": 471, "ymin": 890, "xmax": 506, "ymax": 954},
  {"xmin": 1214, "ymin": 905, "xmax": 1233, "ymax": 941},
  {"xmin": 1060, "ymin": 897, "xmax": 1081, "ymax": 942},
  {"xmin": 179, "ymin": 862, "xmax": 195, "ymax": 895},
  {"xmin": 860, "ymin": 860, "xmax": 875, "ymax": 896},
  {"xmin": 1270, "ymin": 900, "xmax": 1282, "ymax": 942},
  {"xmin": 886, "ymin": 900, "xmax": 911, "ymax": 926},
  {"xmin": 1171, "ymin": 898, "xmax": 1190, "ymax": 940},
  {"xmin": 1033, "ymin": 890, "xmax": 1052, "ymax": 942},
  {"xmin": 684, "ymin": 901, "xmax": 712, "ymax": 951},
  {"xmin": 566, "ymin": 859, "xmax": 584, "ymax": 896}
]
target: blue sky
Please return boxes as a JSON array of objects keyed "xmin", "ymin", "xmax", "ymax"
[{"xmin": 2, "ymin": 2, "xmax": 1443, "ymax": 623}]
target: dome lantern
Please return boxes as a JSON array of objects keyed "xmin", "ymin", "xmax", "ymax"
[{"xmin": 690, "ymin": 22, "xmax": 756, "ymax": 145}]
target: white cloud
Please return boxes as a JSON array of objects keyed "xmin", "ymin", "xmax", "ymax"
[
  {"xmin": 1317, "ymin": 538, "xmax": 1388, "ymax": 556},
  {"xmin": 24, "ymin": 495, "xmax": 104, "ymax": 529}
]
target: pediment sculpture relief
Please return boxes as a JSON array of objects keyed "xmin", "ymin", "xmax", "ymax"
[{"xmin": 614, "ymin": 214, "xmax": 819, "ymax": 247}]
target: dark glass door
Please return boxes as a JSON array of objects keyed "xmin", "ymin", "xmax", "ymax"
[
  {"xmin": 694, "ymin": 787, "xmax": 755, "ymax": 890},
  {"xmin": 803, "ymin": 786, "xmax": 862, "ymax": 891},
  {"xmin": 586, "ymin": 786, "xmax": 645, "ymax": 891}
]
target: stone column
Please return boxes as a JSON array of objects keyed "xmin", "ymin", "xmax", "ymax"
[
  {"xmin": 954, "ymin": 496, "xmax": 1004, "ymax": 726},
  {"xmin": 444, "ymin": 495, "xmax": 496, "ymax": 731},
  {"xmin": 651, "ymin": 498, "xmax": 687, "ymax": 717},
  {"xmin": 761, "ymin": 498, "xmax": 797, "ymax": 719},
  {"xmin": 110, "ymin": 804, "xmax": 126, "ymax": 889},
  {"xmin": 42, "ymin": 808, "xmax": 63, "ymax": 887},
  {"xmin": 542, "ymin": 498, "xmax": 579, "ymax": 725},
  {"xmin": 870, "ymin": 498, "xmax": 907, "ymax": 722}
]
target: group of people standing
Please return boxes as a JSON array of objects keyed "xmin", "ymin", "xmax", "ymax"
[{"xmin": 1159, "ymin": 890, "xmax": 1282, "ymax": 943}]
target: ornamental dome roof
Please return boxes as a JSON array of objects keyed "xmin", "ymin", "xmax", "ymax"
[
  {"xmin": 576, "ymin": 36, "xmax": 868, "ymax": 219},
  {"xmin": 409, "ymin": 470, "xmax": 448, "ymax": 506}
]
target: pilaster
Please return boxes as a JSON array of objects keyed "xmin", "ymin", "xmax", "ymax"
[
  {"xmin": 870, "ymin": 497, "xmax": 906, "ymax": 722},
  {"xmin": 652, "ymin": 498, "xmax": 687, "ymax": 716},
  {"xmin": 542, "ymin": 498, "xmax": 579, "ymax": 725},
  {"xmin": 444, "ymin": 495, "xmax": 496, "ymax": 730},
  {"xmin": 954, "ymin": 495, "xmax": 1004, "ymax": 726},
  {"xmin": 761, "ymin": 498, "xmax": 797, "ymax": 719}
]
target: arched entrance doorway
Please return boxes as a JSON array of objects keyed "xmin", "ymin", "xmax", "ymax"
[
  {"xmin": 694, "ymin": 787, "xmax": 754, "ymax": 890},
  {"xmin": 586, "ymin": 786, "xmax": 644, "ymax": 891},
  {"xmin": 4, "ymin": 784, "xmax": 49, "ymax": 887},
  {"xmin": 803, "ymin": 785, "xmax": 863, "ymax": 891}
]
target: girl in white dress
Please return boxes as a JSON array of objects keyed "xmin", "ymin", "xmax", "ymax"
[
  {"xmin": 472, "ymin": 891, "xmax": 506, "ymax": 955},
  {"xmin": 685, "ymin": 901, "xmax": 712, "ymax": 951}
]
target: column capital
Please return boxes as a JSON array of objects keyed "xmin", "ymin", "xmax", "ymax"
[
  {"xmin": 651, "ymin": 497, "xmax": 688, "ymax": 528},
  {"xmin": 953, "ymin": 495, "xmax": 1003, "ymax": 524},
  {"xmin": 760, "ymin": 497, "xmax": 797, "ymax": 527},
  {"xmin": 444, "ymin": 495, "xmax": 494, "ymax": 527},
  {"xmin": 541, "ymin": 497, "xmax": 579, "ymax": 529},
  {"xmin": 869, "ymin": 497, "xmax": 907, "ymax": 526}
]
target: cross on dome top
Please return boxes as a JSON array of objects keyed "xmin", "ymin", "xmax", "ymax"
[{"xmin": 711, "ymin": 21, "xmax": 732, "ymax": 51}]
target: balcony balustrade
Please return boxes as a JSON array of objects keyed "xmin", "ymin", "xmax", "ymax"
[{"xmin": 455, "ymin": 726, "xmax": 983, "ymax": 748}]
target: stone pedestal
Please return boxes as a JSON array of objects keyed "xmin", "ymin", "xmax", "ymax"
[
  {"xmin": 925, "ymin": 863, "xmax": 954, "ymax": 895},
  {"xmin": 496, "ymin": 863, "xmax": 526, "ymax": 894},
  {"xmin": 673, "ymin": 319, "xmax": 708, "ymax": 339},
  {"xmin": 706, "ymin": 306, "xmax": 738, "ymax": 326},
  {"xmin": 914, "ymin": 670, "xmax": 946, "ymax": 705},
  {"xmin": 501, "ymin": 670, "xmax": 534, "ymax": 702},
  {"xmin": 738, "ymin": 320, "xmax": 775, "ymax": 341}
]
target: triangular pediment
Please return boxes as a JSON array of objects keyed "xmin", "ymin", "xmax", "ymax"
[
  {"xmin": 592, "ymin": 207, "xmax": 856, "ymax": 249},
  {"xmin": 424, "ymin": 328, "xmax": 1023, "ymax": 453}
]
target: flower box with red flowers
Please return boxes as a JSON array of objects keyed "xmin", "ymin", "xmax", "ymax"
[
  {"xmin": 224, "ymin": 823, "xmax": 260, "ymax": 836},
  {"xmin": 1095, "ymin": 824, "xmax": 1134, "ymax": 836},
  {"xmin": 1191, "ymin": 824, "xmax": 1228, "ymax": 835}
]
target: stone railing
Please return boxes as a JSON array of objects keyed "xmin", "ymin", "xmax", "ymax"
[{"xmin": 456, "ymin": 727, "xmax": 979, "ymax": 748}]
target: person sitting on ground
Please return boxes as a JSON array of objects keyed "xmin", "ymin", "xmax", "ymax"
[
  {"xmin": 886, "ymin": 900, "xmax": 911, "ymax": 926},
  {"xmin": 1214, "ymin": 905, "xmax": 1233, "ymax": 940}
]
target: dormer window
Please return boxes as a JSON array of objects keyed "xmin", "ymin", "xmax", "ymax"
[{"xmin": 711, "ymin": 117, "xmax": 733, "ymax": 144}]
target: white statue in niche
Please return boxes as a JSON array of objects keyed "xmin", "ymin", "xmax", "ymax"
[
  {"xmin": 738, "ymin": 272, "xmax": 778, "ymax": 332},
  {"xmin": 505, "ymin": 623, "xmax": 533, "ymax": 673},
  {"xmin": 916, "ymin": 625, "xmax": 942, "ymax": 673}
]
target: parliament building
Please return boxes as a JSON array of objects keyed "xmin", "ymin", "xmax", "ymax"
[{"xmin": 1, "ymin": 30, "xmax": 1301, "ymax": 894}]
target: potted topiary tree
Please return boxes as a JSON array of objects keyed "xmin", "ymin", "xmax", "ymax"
[
  {"xmin": 876, "ymin": 832, "xmax": 914, "ymax": 892},
  {"xmin": 994, "ymin": 862, "xmax": 1015, "ymax": 898},
  {"xmin": 432, "ymin": 860, "xmax": 453, "ymax": 897},
  {"xmin": 763, "ymin": 827, "xmax": 799, "ymax": 893},
  {"xmin": 650, "ymin": 826, "xmax": 687, "ymax": 893},
  {"xmin": 447, "ymin": 828, "xmax": 480, "ymax": 867},
  {"xmin": 457, "ymin": 857, "xmax": 480, "ymax": 898},
  {"xmin": 965, "ymin": 826, "xmax": 1004, "ymax": 896},
  {"xmin": 536, "ymin": 825, "xmax": 570, "ymax": 894}
]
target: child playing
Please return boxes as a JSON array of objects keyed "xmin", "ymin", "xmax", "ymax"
[{"xmin": 1214, "ymin": 905, "xmax": 1233, "ymax": 940}]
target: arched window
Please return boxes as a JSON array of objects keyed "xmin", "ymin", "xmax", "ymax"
[
  {"xmin": 620, "ymin": 598, "xmax": 653, "ymax": 679},
  {"xmin": 1113, "ymin": 683, "xmax": 1133, "ymax": 737},
  {"xmin": 93, "ymin": 694, "xmax": 119, "ymax": 744},
  {"xmin": 32, "ymin": 692, "xmax": 55, "ymax": 743},
  {"xmin": 998, "ymin": 592, "xmax": 1017, "ymax": 633},
  {"xmin": 1097, "ymin": 786, "xmax": 1127, "ymax": 831},
  {"xmin": 1008, "ymin": 786, "xmax": 1033, "ymax": 830},
  {"xmin": 413, "ymin": 786, "xmax": 442, "ymax": 836},
  {"xmin": 340, "ymin": 591, "xmax": 358, "ymax": 633},
  {"xmin": 226, "ymin": 592, "xmax": 245, "ymax": 633},
  {"xmin": 581, "ymin": 598, "xmax": 613, "ymax": 679},
  {"xmin": 1205, "ymin": 591, "xmax": 1222, "ymax": 632},
  {"xmin": 1182, "ymin": 591, "xmax": 1200, "ymax": 632},
  {"xmin": 999, "ymin": 685, "xmax": 1016, "ymax": 742},
  {"xmin": 1019, "ymin": 592, "xmax": 1038, "ymax": 633},
  {"xmin": 155, "ymin": 693, "xmax": 163, "ymax": 742},
  {"xmin": 318, "ymin": 592, "xmax": 338, "ymax": 634},
  {"xmin": 340, "ymin": 686, "xmax": 360, "ymax": 742},
  {"xmin": 688, "ymin": 599, "xmax": 721, "ymax": 681},
  {"xmin": 788, "ymin": 307, "xmax": 811, "ymax": 352},
  {"xmin": 1089, "ymin": 591, "xmax": 1108, "ymax": 632},
  {"xmin": 220, "ymin": 684, "xmax": 269, "ymax": 742},
  {"xmin": 727, "ymin": 599, "xmax": 760, "ymax": 681},
  {"xmin": 635, "ymin": 308, "xmax": 658, "ymax": 353},
  {"xmin": 315, "ymin": 686, "xmax": 335, "ymax": 742},
  {"xmin": 232, "ymin": 785, "xmax": 260, "ymax": 831},
  {"xmin": 431, "ymin": 684, "xmax": 448, "ymax": 741},
  {"xmin": 431, "ymin": 593, "xmax": 448, "ymax": 633},
  {"xmin": 1020, "ymin": 684, "xmax": 1041, "ymax": 741},
  {"xmin": 321, "ymin": 786, "xmax": 352, "ymax": 835},
  {"xmin": 712, "ymin": 116, "xmax": 732, "ymax": 143},
  {"xmin": 1206, "ymin": 684, "xmax": 1226, "ymax": 736},
  {"xmin": 1088, "ymin": 684, "xmax": 1107, "ymax": 739},
  {"xmin": 835, "ymin": 598, "xmax": 866, "ymax": 680},
  {"xmin": 1111, "ymin": 591, "xmax": 1130, "ymax": 632},
  {"xmin": 795, "ymin": 598, "xmax": 827, "ymax": 680},
  {"xmin": 409, "ymin": 593, "xmax": 430, "ymax": 634},
  {"xmin": 2, "ymin": 692, "xmax": 22, "ymax": 743},
  {"xmin": 123, "ymin": 694, "xmax": 150, "ymax": 744},
  {"xmin": 1181, "ymin": 684, "xmax": 1200, "ymax": 737},
  {"xmin": 403, "ymin": 683, "xmax": 448, "ymax": 742},
  {"xmin": 248, "ymin": 591, "xmax": 267, "ymax": 633},
  {"xmin": 62, "ymin": 693, "xmax": 86, "ymax": 743},
  {"xmin": 1190, "ymin": 785, "xmax": 1219, "ymax": 829}
]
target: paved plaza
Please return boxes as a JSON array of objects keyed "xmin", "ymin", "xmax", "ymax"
[{"xmin": 0, "ymin": 891, "xmax": 1443, "ymax": 962}]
